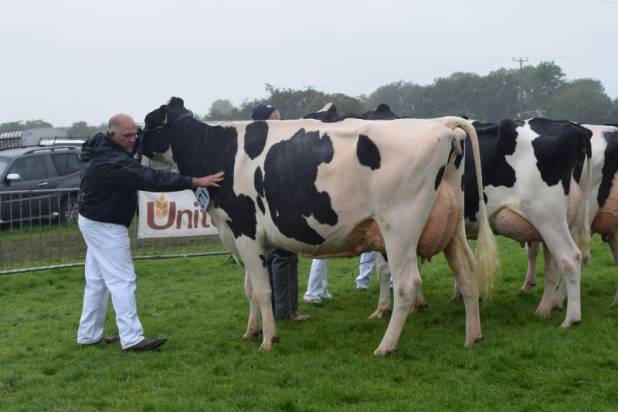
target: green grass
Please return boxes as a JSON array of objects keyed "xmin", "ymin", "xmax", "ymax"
[{"xmin": 2, "ymin": 236, "xmax": 618, "ymax": 411}]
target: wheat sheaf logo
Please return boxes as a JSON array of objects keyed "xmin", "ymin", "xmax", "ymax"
[
  {"xmin": 146, "ymin": 193, "xmax": 210, "ymax": 230},
  {"xmin": 155, "ymin": 194, "xmax": 169, "ymax": 219}
]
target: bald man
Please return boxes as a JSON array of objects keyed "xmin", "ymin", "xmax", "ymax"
[{"xmin": 77, "ymin": 114, "xmax": 224, "ymax": 352}]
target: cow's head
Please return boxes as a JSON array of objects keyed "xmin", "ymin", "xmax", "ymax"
[{"xmin": 142, "ymin": 97, "xmax": 193, "ymax": 167}]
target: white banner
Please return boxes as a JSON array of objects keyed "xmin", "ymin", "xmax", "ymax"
[{"xmin": 137, "ymin": 190, "xmax": 218, "ymax": 238}]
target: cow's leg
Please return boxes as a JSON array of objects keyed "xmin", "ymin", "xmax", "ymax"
[
  {"xmin": 444, "ymin": 221, "xmax": 483, "ymax": 346},
  {"xmin": 522, "ymin": 200, "xmax": 583, "ymax": 327},
  {"xmin": 521, "ymin": 242, "xmax": 540, "ymax": 292},
  {"xmin": 373, "ymin": 205, "xmax": 431, "ymax": 356},
  {"xmin": 607, "ymin": 233, "xmax": 618, "ymax": 305},
  {"xmin": 242, "ymin": 269, "xmax": 261, "ymax": 340},
  {"xmin": 535, "ymin": 243, "xmax": 562, "ymax": 318},
  {"xmin": 236, "ymin": 243, "xmax": 278, "ymax": 350},
  {"xmin": 374, "ymin": 250, "xmax": 420, "ymax": 356},
  {"xmin": 412, "ymin": 269, "xmax": 428, "ymax": 312},
  {"xmin": 369, "ymin": 252, "xmax": 392, "ymax": 319},
  {"xmin": 537, "ymin": 233, "xmax": 582, "ymax": 327}
]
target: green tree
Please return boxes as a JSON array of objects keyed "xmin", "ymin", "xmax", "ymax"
[
  {"xmin": 521, "ymin": 61, "xmax": 566, "ymax": 116},
  {"xmin": 549, "ymin": 79, "xmax": 613, "ymax": 123},
  {"xmin": 203, "ymin": 99, "xmax": 242, "ymax": 121},
  {"xmin": 364, "ymin": 81, "xmax": 425, "ymax": 116},
  {"xmin": 67, "ymin": 121, "xmax": 101, "ymax": 138},
  {"xmin": 607, "ymin": 98, "xmax": 618, "ymax": 124},
  {"xmin": 0, "ymin": 119, "xmax": 53, "ymax": 134}
]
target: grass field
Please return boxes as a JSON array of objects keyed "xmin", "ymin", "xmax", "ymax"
[{"xmin": 2, "ymin": 236, "xmax": 618, "ymax": 411}]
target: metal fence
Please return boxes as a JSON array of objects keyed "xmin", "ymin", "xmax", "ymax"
[{"xmin": 0, "ymin": 188, "xmax": 228, "ymax": 275}]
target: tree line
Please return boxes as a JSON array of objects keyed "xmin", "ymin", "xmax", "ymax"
[
  {"xmin": 2, "ymin": 62, "xmax": 616, "ymax": 136},
  {"xmin": 204, "ymin": 62, "xmax": 617, "ymax": 124}
]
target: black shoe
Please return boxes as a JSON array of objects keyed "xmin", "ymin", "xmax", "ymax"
[
  {"xmin": 123, "ymin": 337, "xmax": 168, "ymax": 352},
  {"xmin": 103, "ymin": 335, "xmax": 120, "ymax": 344},
  {"xmin": 79, "ymin": 335, "xmax": 120, "ymax": 347}
]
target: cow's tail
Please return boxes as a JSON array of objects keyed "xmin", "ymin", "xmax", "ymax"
[{"xmin": 446, "ymin": 117, "xmax": 499, "ymax": 298}]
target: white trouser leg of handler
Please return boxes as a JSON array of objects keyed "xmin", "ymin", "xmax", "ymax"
[
  {"xmin": 77, "ymin": 214, "xmax": 145, "ymax": 349},
  {"xmin": 356, "ymin": 251, "xmax": 376, "ymax": 289},
  {"xmin": 304, "ymin": 259, "xmax": 329, "ymax": 302}
]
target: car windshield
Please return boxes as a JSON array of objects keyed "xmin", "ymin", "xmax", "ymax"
[{"xmin": 0, "ymin": 157, "xmax": 9, "ymax": 176}]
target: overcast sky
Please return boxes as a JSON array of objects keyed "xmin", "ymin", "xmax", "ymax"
[{"xmin": 1, "ymin": 0, "xmax": 617, "ymax": 126}]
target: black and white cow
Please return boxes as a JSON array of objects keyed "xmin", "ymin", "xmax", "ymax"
[
  {"xmin": 463, "ymin": 119, "xmax": 592, "ymax": 327},
  {"xmin": 307, "ymin": 106, "xmax": 594, "ymax": 328},
  {"xmin": 141, "ymin": 97, "xmax": 498, "ymax": 355},
  {"xmin": 521, "ymin": 124, "xmax": 618, "ymax": 304}
]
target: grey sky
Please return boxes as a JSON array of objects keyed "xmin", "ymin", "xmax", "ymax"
[{"xmin": 1, "ymin": 0, "xmax": 617, "ymax": 126}]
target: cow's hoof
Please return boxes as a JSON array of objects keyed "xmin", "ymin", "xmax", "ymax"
[
  {"xmin": 369, "ymin": 308, "xmax": 391, "ymax": 319},
  {"xmin": 412, "ymin": 302, "xmax": 428, "ymax": 313},
  {"xmin": 373, "ymin": 345, "xmax": 396, "ymax": 356},
  {"xmin": 242, "ymin": 330, "xmax": 261, "ymax": 341},
  {"xmin": 519, "ymin": 282, "xmax": 536, "ymax": 293},
  {"xmin": 465, "ymin": 335, "xmax": 484, "ymax": 347},
  {"xmin": 368, "ymin": 310, "xmax": 384, "ymax": 319},
  {"xmin": 259, "ymin": 335, "xmax": 279, "ymax": 351},
  {"xmin": 535, "ymin": 307, "xmax": 552, "ymax": 319},
  {"xmin": 560, "ymin": 318, "xmax": 581, "ymax": 329}
]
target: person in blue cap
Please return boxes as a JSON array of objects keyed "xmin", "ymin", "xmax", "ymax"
[{"xmin": 251, "ymin": 104, "xmax": 311, "ymax": 322}]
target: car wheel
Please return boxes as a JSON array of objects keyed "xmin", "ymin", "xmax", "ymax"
[{"xmin": 59, "ymin": 196, "xmax": 79, "ymax": 223}]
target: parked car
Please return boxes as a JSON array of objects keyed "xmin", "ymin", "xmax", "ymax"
[{"xmin": 0, "ymin": 145, "xmax": 83, "ymax": 225}]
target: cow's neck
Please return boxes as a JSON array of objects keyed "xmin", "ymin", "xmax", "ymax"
[{"xmin": 170, "ymin": 119, "xmax": 239, "ymax": 202}]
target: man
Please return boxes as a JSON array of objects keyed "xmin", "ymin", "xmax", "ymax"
[
  {"xmin": 77, "ymin": 113, "xmax": 224, "ymax": 351},
  {"xmin": 251, "ymin": 104, "xmax": 310, "ymax": 321}
]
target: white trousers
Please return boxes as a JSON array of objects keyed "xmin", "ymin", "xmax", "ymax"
[
  {"xmin": 304, "ymin": 258, "xmax": 330, "ymax": 300},
  {"xmin": 303, "ymin": 252, "xmax": 377, "ymax": 299},
  {"xmin": 355, "ymin": 252, "xmax": 376, "ymax": 289},
  {"xmin": 77, "ymin": 214, "xmax": 144, "ymax": 349}
]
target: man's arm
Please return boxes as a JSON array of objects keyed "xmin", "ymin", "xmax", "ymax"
[{"xmin": 107, "ymin": 157, "xmax": 223, "ymax": 191}]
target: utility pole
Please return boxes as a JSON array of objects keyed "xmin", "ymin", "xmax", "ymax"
[{"xmin": 513, "ymin": 57, "xmax": 529, "ymax": 118}]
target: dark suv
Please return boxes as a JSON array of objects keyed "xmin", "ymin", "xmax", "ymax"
[{"xmin": 0, "ymin": 145, "xmax": 82, "ymax": 225}]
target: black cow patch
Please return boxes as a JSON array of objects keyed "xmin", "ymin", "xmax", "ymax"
[
  {"xmin": 598, "ymin": 131, "xmax": 618, "ymax": 207},
  {"xmin": 357, "ymin": 134, "xmax": 381, "ymax": 170},
  {"xmin": 256, "ymin": 196, "xmax": 265, "ymax": 214},
  {"xmin": 463, "ymin": 120, "xmax": 519, "ymax": 221},
  {"xmin": 529, "ymin": 118, "xmax": 592, "ymax": 195},
  {"xmin": 435, "ymin": 165, "xmax": 446, "ymax": 190},
  {"xmin": 168, "ymin": 122, "xmax": 258, "ymax": 240},
  {"xmin": 254, "ymin": 167, "xmax": 264, "ymax": 197},
  {"xmin": 244, "ymin": 121, "xmax": 269, "ymax": 159},
  {"xmin": 263, "ymin": 128, "xmax": 338, "ymax": 245}
]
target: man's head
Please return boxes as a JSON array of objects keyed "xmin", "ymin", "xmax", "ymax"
[
  {"xmin": 251, "ymin": 104, "xmax": 281, "ymax": 121},
  {"xmin": 107, "ymin": 113, "xmax": 138, "ymax": 153}
]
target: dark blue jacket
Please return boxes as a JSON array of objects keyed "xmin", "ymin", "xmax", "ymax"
[{"xmin": 79, "ymin": 133, "xmax": 192, "ymax": 227}]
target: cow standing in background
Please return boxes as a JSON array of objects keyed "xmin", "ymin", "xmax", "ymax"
[
  {"xmin": 521, "ymin": 124, "xmax": 618, "ymax": 305},
  {"xmin": 141, "ymin": 97, "xmax": 498, "ymax": 355}
]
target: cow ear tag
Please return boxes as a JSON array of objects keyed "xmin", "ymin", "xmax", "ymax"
[{"xmin": 195, "ymin": 187, "xmax": 210, "ymax": 211}]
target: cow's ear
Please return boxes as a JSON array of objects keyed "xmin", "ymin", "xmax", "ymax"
[{"xmin": 168, "ymin": 97, "xmax": 185, "ymax": 108}]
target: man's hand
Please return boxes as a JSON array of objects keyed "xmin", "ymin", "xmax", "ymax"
[{"xmin": 192, "ymin": 171, "xmax": 225, "ymax": 188}]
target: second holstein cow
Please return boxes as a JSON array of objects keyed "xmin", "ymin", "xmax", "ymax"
[
  {"xmin": 521, "ymin": 124, "xmax": 618, "ymax": 305},
  {"xmin": 141, "ymin": 97, "xmax": 497, "ymax": 355}
]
